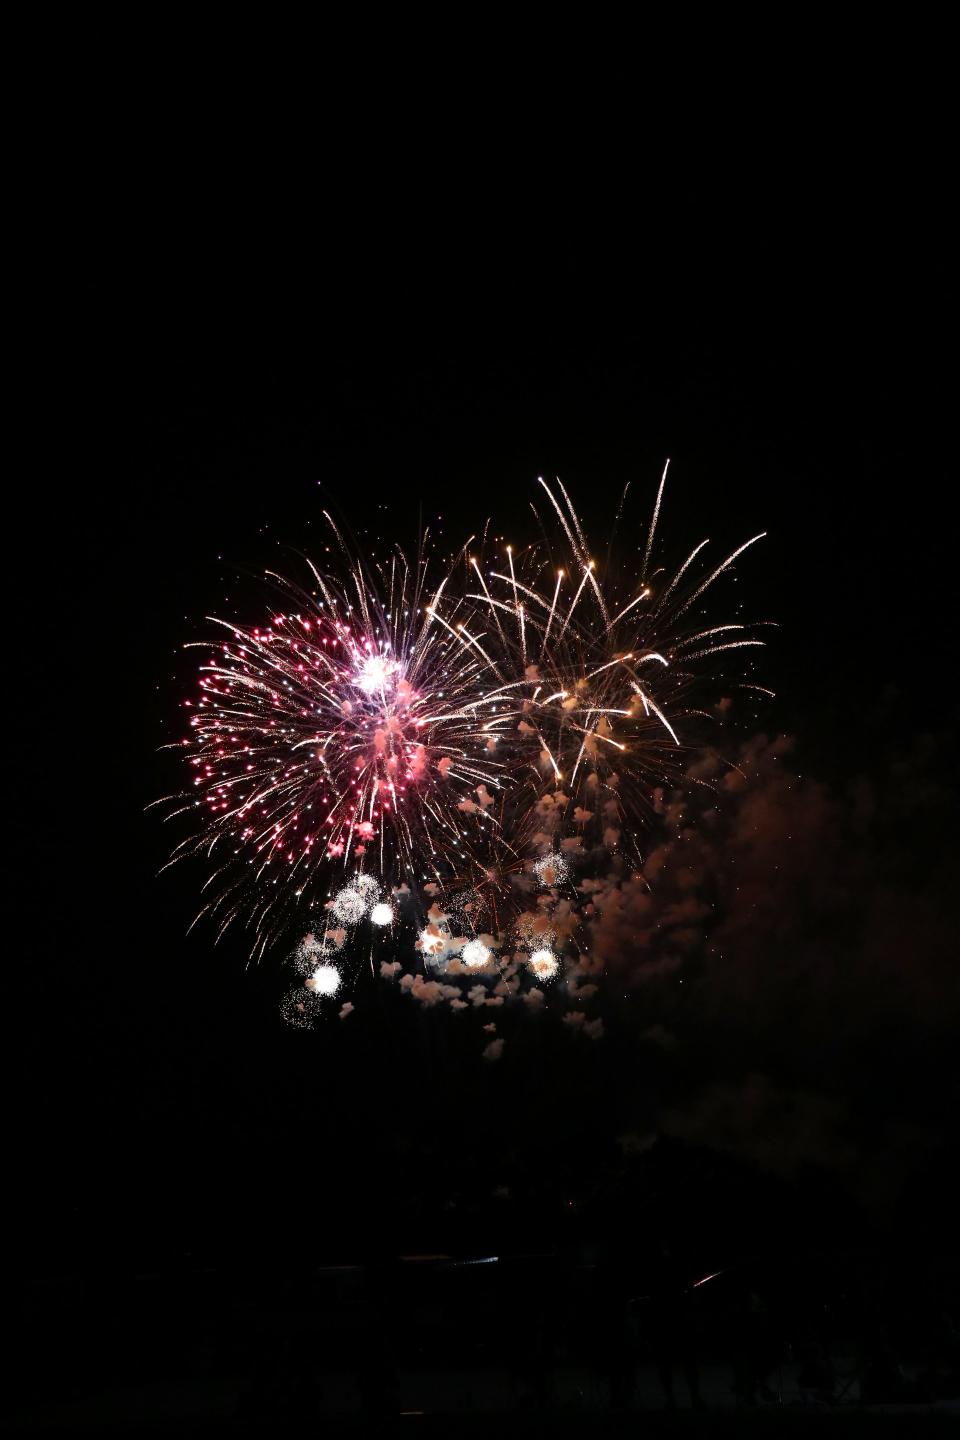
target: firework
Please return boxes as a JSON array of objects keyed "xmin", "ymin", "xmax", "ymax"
[
  {"xmin": 331, "ymin": 886, "xmax": 368, "ymax": 924},
  {"xmin": 461, "ymin": 938, "xmax": 494, "ymax": 970},
  {"xmin": 306, "ymin": 962, "xmax": 341, "ymax": 996},
  {"xmin": 534, "ymin": 851, "xmax": 569, "ymax": 888},
  {"xmin": 427, "ymin": 466, "xmax": 767, "ymax": 871},
  {"xmin": 279, "ymin": 986, "xmax": 322, "ymax": 1029},
  {"xmin": 160, "ymin": 471, "xmax": 767, "ymax": 964},
  {"xmin": 287, "ymin": 932, "xmax": 343, "ymax": 999},
  {"xmin": 417, "ymin": 921, "xmax": 453, "ymax": 962},
  {"xmin": 159, "ymin": 518, "xmax": 515, "ymax": 956},
  {"xmin": 528, "ymin": 948, "xmax": 560, "ymax": 982}
]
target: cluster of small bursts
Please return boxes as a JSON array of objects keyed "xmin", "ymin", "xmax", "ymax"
[
  {"xmin": 281, "ymin": 853, "xmax": 570, "ymax": 1035},
  {"xmin": 161, "ymin": 472, "xmax": 767, "ymax": 1049}
]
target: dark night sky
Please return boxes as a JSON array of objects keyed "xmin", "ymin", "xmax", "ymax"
[{"xmin": 15, "ymin": 128, "xmax": 957, "ymax": 1281}]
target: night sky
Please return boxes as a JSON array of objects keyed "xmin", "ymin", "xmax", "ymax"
[{"xmin": 17, "ymin": 144, "xmax": 957, "ymax": 1294}]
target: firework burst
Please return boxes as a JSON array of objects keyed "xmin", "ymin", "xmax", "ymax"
[
  {"xmin": 159, "ymin": 471, "xmax": 768, "ymax": 962},
  {"xmin": 428, "ymin": 466, "xmax": 767, "ymax": 871},
  {"xmin": 159, "ymin": 517, "xmax": 515, "ymax": 956}
]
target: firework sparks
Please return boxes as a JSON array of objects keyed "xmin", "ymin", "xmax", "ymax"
[
  {"xmin": 160, "ymin": 473, "xmax": 767, "ymax": 970},
  {"xmin": 159, "ymin": 520, "xmax": 516, "ymax": 956},
  {"xmin": 534, "ymin": 850, "xmax": 569, "ymax": 888},
  {"xmin": 528, "ymin": 948, "xmax": 559, "ymax": 981},
  {"xmin": 429, "ymin": 479, "xmax": 767, "ymax": 868},
  {"xmin": 461, "ymin": 938, "xmax": 493, "ymax": 970},
  {"xmin": 331, "ymin": 886, "xmax": 368, "ymax": 924},
  {"xmin": 306, "ymin": 962, "xmax": 342, "ymax": 996}
]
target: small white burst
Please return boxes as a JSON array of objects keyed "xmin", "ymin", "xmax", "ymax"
[
  {"xmin": 528, "ymin": 948, "xmax": 559, "ymax": 981},
  {"xmin": 534, "ymin": 851, "xmax": 568, "ymax": 888},
  {"xmin": 332, "ymin": 887, "xmax": 367, "ymax": 923},
  {"xmin": 461, "ymin": 938, "xmax": 492, "ymax": 969},
  {"xmin": 354, "ymin": 873, "xmax": 380, "ymax": 899},
  {"xmin": 308, "ymin": 963, "xmax": 341, "ymax": 996},
  {"xmin": 370, "ymin": 902, "xmax": 394, "ymax": 926},
  {"xmin": 356, "ymin": 653, "xmax": 395, "ymax": 693}
]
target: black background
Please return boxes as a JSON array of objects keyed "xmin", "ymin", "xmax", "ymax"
[{"xmin": 16, "ymin": 114, "xmax": 956, "ymax": 1297}]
